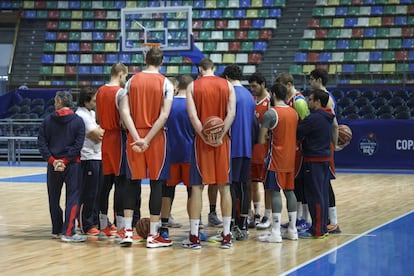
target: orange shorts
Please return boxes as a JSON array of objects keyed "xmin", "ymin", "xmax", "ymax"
[
  {"xmin": 250, "ymin": 163, "xmax": 266, "ymax": 182},
  {"xmin": 264, "ymin": 171, "xmax": 295, "ymax": 191},
  {"xmin": 167, "ymin": 163, "xmax": 190, "ymax": 186}
]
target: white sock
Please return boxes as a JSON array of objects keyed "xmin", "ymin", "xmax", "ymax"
[
  {"xmin": 190, "ymin": 219, "xmax": 200, "ymax": 236},
  {"xmin": 288, "ymin": 211, "xmax": 297, "ymax": 231},
  {"xmin": 302, "ymin": 204, "xmax": 310, "ymax": 222},
  {"xmin": 296, "ymin": 202, "xmax": 303, "ymax": 220},
  {"xmin": 124, "ymin": 217, "xmax": 132, "ymax": 230},
  {"xmin": 329, "ymin": 207, "xmax": 338, "ymax": 225},
  {"xmin": 150, "ymin": 222, "xmax": 159, "ymax": 235},
  {"xmin": 99, "ymin": 213, "xmax": 108, "ymax": 230},
  {"xmin": 264, "ymin": 209, "xmax": 272, "ymax": 219},
  {"xmin": 222, "ymin": 216, "xmax": 231, "ymax": 235},
  {"xmin": 254, "ymin": 202, "xmax": 261, "ymax": 215},
  {"xmin": 116, "ymin": 215, "xmax": 124, "ymax": 230},
  {"xmin": 272, "ymin": 213, "xmax": 281, "ymax": 233}
]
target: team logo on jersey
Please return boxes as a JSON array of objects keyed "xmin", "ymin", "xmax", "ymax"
[{"xmin": 359, "ymin": 132, "xmax": 378, "ymax": 156}]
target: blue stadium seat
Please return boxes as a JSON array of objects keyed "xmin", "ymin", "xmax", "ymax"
[
  {"xmin": 337, "ymin": 40, "xmax": 349, "ymax": 49},
  {"xmin": 369, "ymin": 51, "xmax": 382, "ymax": 62},
  {"xmin": 78, "ymin": 66, "xmax": 91, "ymax": 75},
  {"xmin": 211, "ymin": 9, "xmax": 222, "ymax": 18},
  {"xmin": 370, "ymin": 6, "xmax": 383, "ymax": 15},
  {"xmin": 344, "ymin": 18, "xmax": 357, "ymax": 27},
  {"xmin": 294, "ymin": 52, "xmax": 307, "ymax": 62},
  {"xmin": 82, "ymin": 21, "xmax": 94, "ymax": 30},
  {"xmin": 41, "ymin": 54, "xmax": 54, "ymax": 64},
  {"xmin": 91, "ymin": 66, "xmax": 103, "ymax": 74},
  {"xmin": 252, "ymin": 19, "xmax": 265, "ymax": 28},
  {"xmin": 68, "ymin": 42, "xmax": 79, "ymax": 52},
  {"xmin": 51, "ymin": 80, "xmax": 65, "ymax": 86},
  {"xmin": 408, "ymin": 51, "xmax": 414, "ymax": 61},
  {"xmin": 395, "ymin": 16, "xmax": 407, "ymax": 25},
  {"xmin": 402, "ymin": 38, "xmax": 414, "ymax": 48},
  {"xmin": 234, "ymin": 9, "xmax": 247, "ymax": 18},
  {"xmin": 67, "ymin": 54, "xmax": 80, "ymax": 64},
  {"xmin": 199, "ymin": 10, "xmax": 211, "ymax": 18},
  {"xmin": 93, "ymin": 32, "xmax": 105, "ymax": 41},
  {"xmin": 364, "ymin": 28, "xmax": 376, "ymax": 38},
  {"xmin": 69, "ymin": 1, "xmax": 81, "ymax": 9},
  {"xmin": 342, "ymin": 64, "xmax": 356, "ymax": 73},
  {"xmin": 120, "ymin": 53, "xmax": 131, "ymax": 63},
  {"xmin": 269, "ymin": 9, "xmax": 282, "ymax": 18},
  {"xmin": 45, "ymin": 32, "xmax": 56, "ymax": 41},
  {"xmin": 335, "ymin": 7, "xmax": 347, "ymax": 16},
  {"xmin": 106, "ymin": 54, "xmax": 118, "ymax": 64},
  {"xmin": 319, "ymin": 52, "xmax": 332, "ymax": 62},
  {"xmin": 254, "ymin": 41, "xmax": 267, "ymax": 51},
  {"xmin": 24, "ymin": 10, "xmax": 37, "ymax": 19},
  {"xmin": 115, "ymin": 1, "xmax": 126, "ymax": 8}
]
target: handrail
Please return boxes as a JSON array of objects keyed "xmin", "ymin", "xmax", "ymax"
[{"xmin": 8, "ymin": 13, "xmax": 21, "ymax": 76}]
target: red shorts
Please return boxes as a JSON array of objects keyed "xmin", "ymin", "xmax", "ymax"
[
  {"xmin": 250, "ymin": 163, "xmax": 266, "ymax": 182},
  {"xmin": 167, "ymin": 163, "xmax": 190, "ymax": 186}
]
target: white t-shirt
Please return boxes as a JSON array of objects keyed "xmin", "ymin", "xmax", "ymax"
[{"xmin": 76, "ymin": 107, "xmax": 102, "ymax": 160}]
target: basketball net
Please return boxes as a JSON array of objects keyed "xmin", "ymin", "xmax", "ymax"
[{"xmin": 141, "ymin": 43, "xmax": 161, "ymax": 57}]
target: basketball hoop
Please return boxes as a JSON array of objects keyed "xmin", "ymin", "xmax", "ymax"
[{"xmin": 141, "ymin": 43, "xmax": 161, "ymax": 56}]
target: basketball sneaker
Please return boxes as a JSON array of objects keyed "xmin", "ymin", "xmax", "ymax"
[
  {"xmin": 327, "ymin": 224, "xmax": 341, "ymax": 234},
  {"xmin": 159, "ymin": 227, "xmax": 169, "ymax": 239},
  {"xmin": 168, "ymin": 215, "xmax": 182, "ymax": 228},
  {"xmin": 120, "ymin": 229, "xmax": 134, "ymax": 247},
  {"xmin": 256, "ymin": 216, "xmax": 271, "ymax": 230},
  {"xmin": 86, "ymin": 227, "xmax": 100, "ymax": 236},
  {"xmin": 296, "ymin": 219, "xmax": 312, "ymax": 233},
  {"xmin": 281, "ymin": 228, "xmax": 298, "ymax": 240},
  {"xmin": 220, "ymin": 232, "xmax": 233, "ymax": 249},
  {"xmin": 109, "ymin": 224, "xmax": 117, "ymax": 232},
  {"xmin": 208, "ymin": 211, "xmax": 223, "ymax": 227},
  {"xmin": 115, "ymin": 227, "xmax": 125, "ymax": 242},
  {"xmin": 61, "ymin": 234, "xmax": 87, "ymax": 243},
  {"xmin": 259, "ymin": 229, "xmax": 282, "ymax": 243},
  {"xmin": 146, "ymin": 233, "xmax": 173, "ymax": 248},
  {"xmin": 182, "ymin": 234, "xmax": 201, "ymax": 249},
  {"xmin": 51, "ymin": 233, "xmax": 61, "ymax": 239},
  {"xmin": 98, "ymin": 226, "xmax": 114, "ymax": 240},
  {"xmin": 299, "ymin": 230, "xmax": 329, "ymax": 239}
]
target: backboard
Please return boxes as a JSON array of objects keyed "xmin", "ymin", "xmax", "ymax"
[{"xmin": 120, "ymin": 6, "xmax": 192, "ymax": 52}]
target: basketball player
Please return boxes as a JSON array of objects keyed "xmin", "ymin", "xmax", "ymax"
[
  {"xmin": 297, "ymin": 89, "xmax": 334, "ymax": 238},
  {"xmin": 76, "ymin": 87, "xmax": 103, "ymax": 236},
  {"xmin": 38, "ymin": 91, "xmax": 86, "ymax": 242},
  {"xmin": 309, "ymin": 69, "xmax": 341, "ymax": 234},
  {"xmin": 159, "ymin": 74, "xmax": 194, "ymax": 238},
  {"xmin": 248, "ymin": 73, "xmax": 272, "ymax": 230},
  {"xmin": 222, "ymin": 64, "xmax": 256, "ymax": 240},
  {"xmin": 275, "ymin": 73, "xmax": 311, "ymax": 232},
  {"xmin": 95, "ymin": 63, "xmax": 135, "ymax": 240},
  {"xmin": 119, "ymin": 48, "xmax": 174, "ymax": 248},
  {"xmin": 257, "ymin": 84, "xmax": 299, "ymax": 242},
  {"xmin": 183, "ymin": 58, "xmax": 236, "ymax": 249}
]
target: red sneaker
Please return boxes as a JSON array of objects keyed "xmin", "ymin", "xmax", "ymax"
[
  {"xmin": 86, "ymin": 227, "xmax": 100, "ymax": 236},
  {"xmin": 110, "ymin": 224, "xmax": 117, "ymax": 232},
  {"xmin": 182, "ymin": 234, "xmax": 201, "ymax": 249},
  {"xmin": 146, "ymin": 233, "xmax": 173, "ymax": 248},
  {"xmin": 99, "ymin": 226, "xmax": 114, "ymax": 238},
  {"xmin": 220, "ymin": 232, "xmax": 232, "ymax": 249}
]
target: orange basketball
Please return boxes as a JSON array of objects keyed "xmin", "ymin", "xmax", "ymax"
[
  {"xmin": 337, "ymin": 124, "xmax": 352, "ymax": 150},
  {"xmin": 202, "ymin": 116, "xmax": 224, "ymax": 137},
  {"xmin": 136, "ymin": 217, "xmax": 150, "ymax": 238}
]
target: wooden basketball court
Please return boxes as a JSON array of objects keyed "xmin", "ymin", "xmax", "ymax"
[{"xmin": 0, "ymin": 165, "xmax": 413, "ymax": 275}]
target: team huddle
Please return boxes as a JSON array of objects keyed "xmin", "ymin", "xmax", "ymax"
[{"xmin": 38, "ymin": 48, "xmax": 341, "ymax": 249}]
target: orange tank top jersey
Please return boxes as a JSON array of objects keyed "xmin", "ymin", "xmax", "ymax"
[
  {"xmin": 193, "ymin": 76, "xmax": 231, "ymax": 184},
  {"xmin": 96, "ymin": 85, "xmax": 123, "ymax": 175},
  {"xmin": 251, "ymin": 96, "xmax": 270, "ymax": 165},
  {"xmin": 126, "ymin": 72, "xmax": 170, "ymax": 180},
  {"xmin": 287, "ymin": 91, "xmax": 305, "ymax": 176},
  {"xmin": 267, "ymin": 105, "xmax": 298, "ymax": 173}
]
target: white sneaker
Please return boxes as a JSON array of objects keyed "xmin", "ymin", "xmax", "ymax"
[
  {"xmin": 259, "ymin": 230, "xmax": 282, "ymax": 243},
  {"xmin": 61, "ymin": 234, "xmax": 87, "ymax": 243},
  {"xmin": 256, "ymin": 216, "xmax": 271, "ymax": 230},
  {"xmin": 120, "ymin": 229, "xmax": 133, "ymax": 247},
  {"xmin": 168, "ymin": 214, "xmax": 182, "ymax": 228},
  {"xmin": 256, "ymin": 231, "xmax": 272, "ymax": 242},
  {"xmin": 281, "ymin": 228, "xmax": 298, "ymax": 240}
]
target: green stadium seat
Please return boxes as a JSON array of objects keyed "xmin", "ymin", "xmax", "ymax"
[
  {"xmin": 382, "ymin": 51, "xmax": 395, "ymax": 61},
  {"xmin": 299, "ymin": 40, "xmax": 312, "ymax": 50},
  {"xmin": 349, "ymin": 40, "xmax": 363, "ymax": 49},
  {"xmin": 179, "ymin": 65, "xmax": 192, "ymax": 74},
  {"xmin": 389, "ymin": 39, "xmax": 402, "ymax": 49},
  {"xmin": 344, "ymin": 52, "xmax": 357, "ymax": 62},
  {"xmin": 58, "ymin": 21, "xmax": 70, "ymax": 30},
  {"xmin": 356, "ymin": 63, "xmax": 369, "ymax": 73},
  {"xmin": 223, "ymin": 30, "xmax": 235, "ymax": 40},
  {"xmin": 324, "ymin": 40, "xmax": 336, "ymax": 50},
  {"xmin": 289, "ymin": 64, "xmax": 302, "ymax": 75},
  {"xmin": 43, "ymin": 42, "xmax": 55, "ymax": 52},
  {"xmin": 69, "ymin": 32, "xmax": 80, "ymax": 41},
  {"xmin": 241, "ymin": 42, "xmax": 254, "ymax": 51},
  {"xmin": 40, "ymin": 66, "xmax": 52, "ymax": 75}
]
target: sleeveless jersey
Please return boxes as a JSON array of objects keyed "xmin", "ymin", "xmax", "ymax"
[
  {"xmin": 96, "ymin": 85, "xmax": 124, "ymax": 175},
  {"xmin": 251, "ymin": 95, "xmax": 271, "ymax": 164},
  {"xmin": 267, "ymin": 105, "xmax": 298, "ymax": 172}
]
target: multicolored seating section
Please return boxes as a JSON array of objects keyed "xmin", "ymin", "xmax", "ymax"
[{"xmin": 291, "ymin": 0, "xmax": 414, "ymax": 84}]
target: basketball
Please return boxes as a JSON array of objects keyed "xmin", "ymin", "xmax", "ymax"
[
  {"xmin": 136, "ymin": 217, "xmax": 150, "ymax": 238},
  {"xmin": 337, "ymin": 124, "xmax": 352, "ymax": 150},
  {"xmin": 202, "ymin": 116, "xmax": 225, "ymax": 138}
]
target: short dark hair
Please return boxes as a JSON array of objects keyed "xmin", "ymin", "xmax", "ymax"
[
  {"xmin": 222, "ymin": 64, "xmax": 242, "ymax": 81},
  {"xmin": 269, "ymin": 84, "xmax": 287, "ymax": 106},
  {"xmin": 198, "ymin": 58, "xmax": 214, "ymax": 71},
  {"xmin": 145, "ymin": 47, "xmax": 163, "ymax": 66},
  {"xmin": 310, "ymin": 89, "xmax": 329, "ymax": 107},
  {"xmin": 177, "ymin": 75, "xmax": 193, "ymax": 90},
  {"xmin": 248, "ymin": 72, "xmax": 266, "ymax": 86},
  {"xmin": 77, "ymin": 87, "xmax": 96, "ymax": 107},
  {"xmin": 55, "ymin": 91, "xmax": 73, "ymax": 108},
  {"xmin": 309, "ymin": 69, "xmax": 329, "ymax": 86}
]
